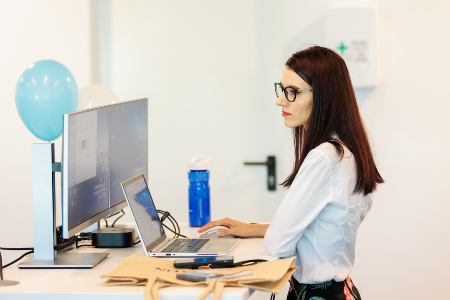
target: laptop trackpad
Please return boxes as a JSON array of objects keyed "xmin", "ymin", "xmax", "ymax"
[{"xmin": 206, "ymin": 244, "xmax": 226, "ymax": 250}]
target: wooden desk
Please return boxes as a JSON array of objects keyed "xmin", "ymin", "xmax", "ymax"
[{"xmin": 0, "ymin": 223, "xmax": 280, "ymax": 300}]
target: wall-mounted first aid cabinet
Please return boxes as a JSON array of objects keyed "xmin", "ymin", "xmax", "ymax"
[{"xmin": 325, "ymin": 5, "xmax": 378, "ymax": 88}]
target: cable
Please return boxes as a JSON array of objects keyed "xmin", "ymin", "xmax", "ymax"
[
  {"xmin": 1, "ymin": 250, "xmax": 34, "ymax": 269},
  {"xmin": 165, "ymin": 215, "xmax": 178, "ymax": 237},
  {"xmin": 1, "ymin": 225, "xmax": 77, "ymax": 266},
  {"xmin": 172, "ymin": 215, "xmax": 182, "ymax": 237},
  {"xmin": 56, "ymin": 226, "xmax": 66, "ymax": 244},
  {"xmin": 165, "ymin": 211, "xmax": 181, "ymax": 237},
  {"xmin": 170, "ymin": 217, "xmax": 186, "ymax": 238},
  {"xmin": 157, "ymin": 210, "xmax": 188, "ymax": 238},
  {"xmin": 55, "ymin": 225, "xmax": 78, "ymax": 251},
  {"xmin": 0, "ymin": 247, "xmax": 33, "ymax": 251},
  {"xmin": 170, "ymin": 214, "xmax": 184, "ymax": 237},
  {"xmin": 158, "ymin": 210, "xmax": 176, "ymax": 237},
  {"xmin": 103, "ymin": 211, "xmax": 122, "ymax": 227},
  {"xmin": 2, "ymin": 225, "xmax": 87, "ymax": 268},
  {"xmin": 57, "ymin": 245, "xmax": 75, "ymax": 254},
  {"xmin": 2, "ymin": 209, "xmax": 185, "ymax": 266},
  {"xmin": 162, "ymin": 223, "xmax": 187, "ymax": 238},
  {"xmin": 76, "ymin": 236, "xmax": 93, "ymax": 249},
  {"xmin": 111, "ymin": 210, "xmax": 125, "ymax": 227},
  {"xmin": 54, "ymin": 235, "xmax": 78, "ymax": 251},
  {"xmin": 207, "ymin": 259, "xmax": 267, "ymax": 269},
  {"xmin": 1, "ymin": 235, "xmax": 76, "ymax": 253}
]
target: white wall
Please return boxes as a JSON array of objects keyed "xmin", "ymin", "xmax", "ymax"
[
  {"xmin": 0, "ymin": 0, "xmax": 91, "ymax": 265},
  {"xmin": 283, "ymin": 0, "xmax": 450, "ymax": 299},
  {"xmin": 105, "ymin": 0, "xmax": 287, "ymax": 225}
]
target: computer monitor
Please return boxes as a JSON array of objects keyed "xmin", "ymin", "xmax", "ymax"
[
  {"xmin": 62, "ymin": 106, "xmax": 111, "ymax": 238},
  {"xmin": 62, "ymin": 98, "xmax": 148, "ymax": 238},
  {"xmin": 109, "ymin": 99, "xmax": 148, "ymax": 214}
]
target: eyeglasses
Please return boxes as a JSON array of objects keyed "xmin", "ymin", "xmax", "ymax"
[{"xmin": 274, "ymin": 83, "xmax": 312, "ymax": 102}]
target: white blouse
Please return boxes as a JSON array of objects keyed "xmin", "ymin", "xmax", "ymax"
[{"xmin": 263, "ymin": 141, "xmax": 373, "ymax": 284}]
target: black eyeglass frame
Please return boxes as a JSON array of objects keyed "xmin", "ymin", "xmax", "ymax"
[{"xmin": 274, "ymin": 83, "xmax": 313, "ymax": 102}]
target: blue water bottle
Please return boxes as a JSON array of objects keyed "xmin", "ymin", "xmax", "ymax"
[{"xmin": 188, "ymin": 156, "xmax": 211, "ymax": 227}]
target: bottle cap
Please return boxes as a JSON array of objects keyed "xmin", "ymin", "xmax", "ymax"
[{"xmin": 189, "ymin": 156, "xmax": 210, "ymax": 171}]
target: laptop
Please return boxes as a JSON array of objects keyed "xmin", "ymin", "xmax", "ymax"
[{"xmin": 121, "ymin": 174, "xmax": 240, "ymax": 257}]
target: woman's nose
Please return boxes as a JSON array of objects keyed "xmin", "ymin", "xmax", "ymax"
[{"xmin": 276, "ymin": 95, "xmax": 287, "ymax": 107}]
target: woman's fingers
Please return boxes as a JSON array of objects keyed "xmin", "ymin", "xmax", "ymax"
[
  {"xmin": 198, "ymin": 219, "xmax": 268, "ymax": 238},
  {"xmin": 197, "ymin": 218, "xmax": 231, "ymax": 233},
  {"xmin": 217, "ymin": 224, "xmax": 252, "ymax": 237},
  {"xmin": 216, "ymin": 227, "xmax": 240, "ymax": 237},
  {"xmin": 216, "ymin": 229, "xmax": 230, "ymax": 236},
  {"xmin": 197, "ymin": 222, "xmax": 217, "ymax": 233}
]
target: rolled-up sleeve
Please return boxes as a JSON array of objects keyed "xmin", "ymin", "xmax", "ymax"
[{"xmin": 263, "ymin": 149, "xmax": 332, "ymax": 258}]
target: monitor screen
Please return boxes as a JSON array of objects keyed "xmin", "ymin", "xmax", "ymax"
[
  {"xmin": 66, "ymin": 107, "xmax": 110, "ymax": 230},
  {"xmin": 122, "ymin": 176, "xmax": 164, "ymax": 247},
  {"xmin": 109, "ymin": 99, "xmax": 148, "ymax": 209}
]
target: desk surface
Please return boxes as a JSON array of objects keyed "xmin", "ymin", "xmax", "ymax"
[{"xmin": 0, "ymin": 223, "xmax": 276, "ymax": 300}]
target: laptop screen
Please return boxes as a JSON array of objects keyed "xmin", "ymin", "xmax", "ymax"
[{"xmin": 122, "ymin": 176, "xmax": 165, "ymax": 248}]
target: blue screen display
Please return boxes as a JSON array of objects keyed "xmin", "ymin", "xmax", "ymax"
[{"xmin": 123, "ymin": 177, "xmax": 164, "ymax": 246}]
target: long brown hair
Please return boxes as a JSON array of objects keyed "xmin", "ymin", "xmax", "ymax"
[{"xmin": 281, "ymin": 46, "xmax": 383, "ymax": 195}]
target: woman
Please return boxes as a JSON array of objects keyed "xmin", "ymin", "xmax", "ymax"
[{"xmin": 198, "ymin": 46, "xmax": 383, "ymax": 300}]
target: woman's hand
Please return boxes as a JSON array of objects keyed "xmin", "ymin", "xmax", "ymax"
[{"xmin": 197, "ymin": 218, "xmax": 269, "ymax": 238}]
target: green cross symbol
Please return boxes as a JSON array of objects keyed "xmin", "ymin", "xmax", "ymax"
[{"xmin": 337, "ymin": 42, "xmax": 348, "ymax": 54}]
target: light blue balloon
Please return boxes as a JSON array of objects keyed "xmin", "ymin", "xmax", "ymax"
[{"xmin": 15, "ymin": 60, "xmax": 78, "ymax": 141}]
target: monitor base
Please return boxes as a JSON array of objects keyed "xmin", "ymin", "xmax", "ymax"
[{"xmin": 17, "ymin": 253, "xmax": 108, "ymax": 269}]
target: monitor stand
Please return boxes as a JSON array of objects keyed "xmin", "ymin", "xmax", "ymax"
[
  {"xmin": 17, "ymin": 143, "xmax": 108, "ymax": 269},
  {"xmin": 17, "ymin": 253, "xmax": 108, "ymax": 269}
]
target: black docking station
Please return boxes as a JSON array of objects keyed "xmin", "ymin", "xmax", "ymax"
[{"xmin": 91, "ymin": 227, "xmax": 136, "ymax": 248}]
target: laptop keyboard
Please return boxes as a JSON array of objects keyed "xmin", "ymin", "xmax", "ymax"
[{"xmin": 161, "ymin": 239, "xmax": 210, "ymax": 253}]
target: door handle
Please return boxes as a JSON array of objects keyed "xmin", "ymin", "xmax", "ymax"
[{"xmin": 244, "ymin": 156, "xmax": 276, "ymax": 191}]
